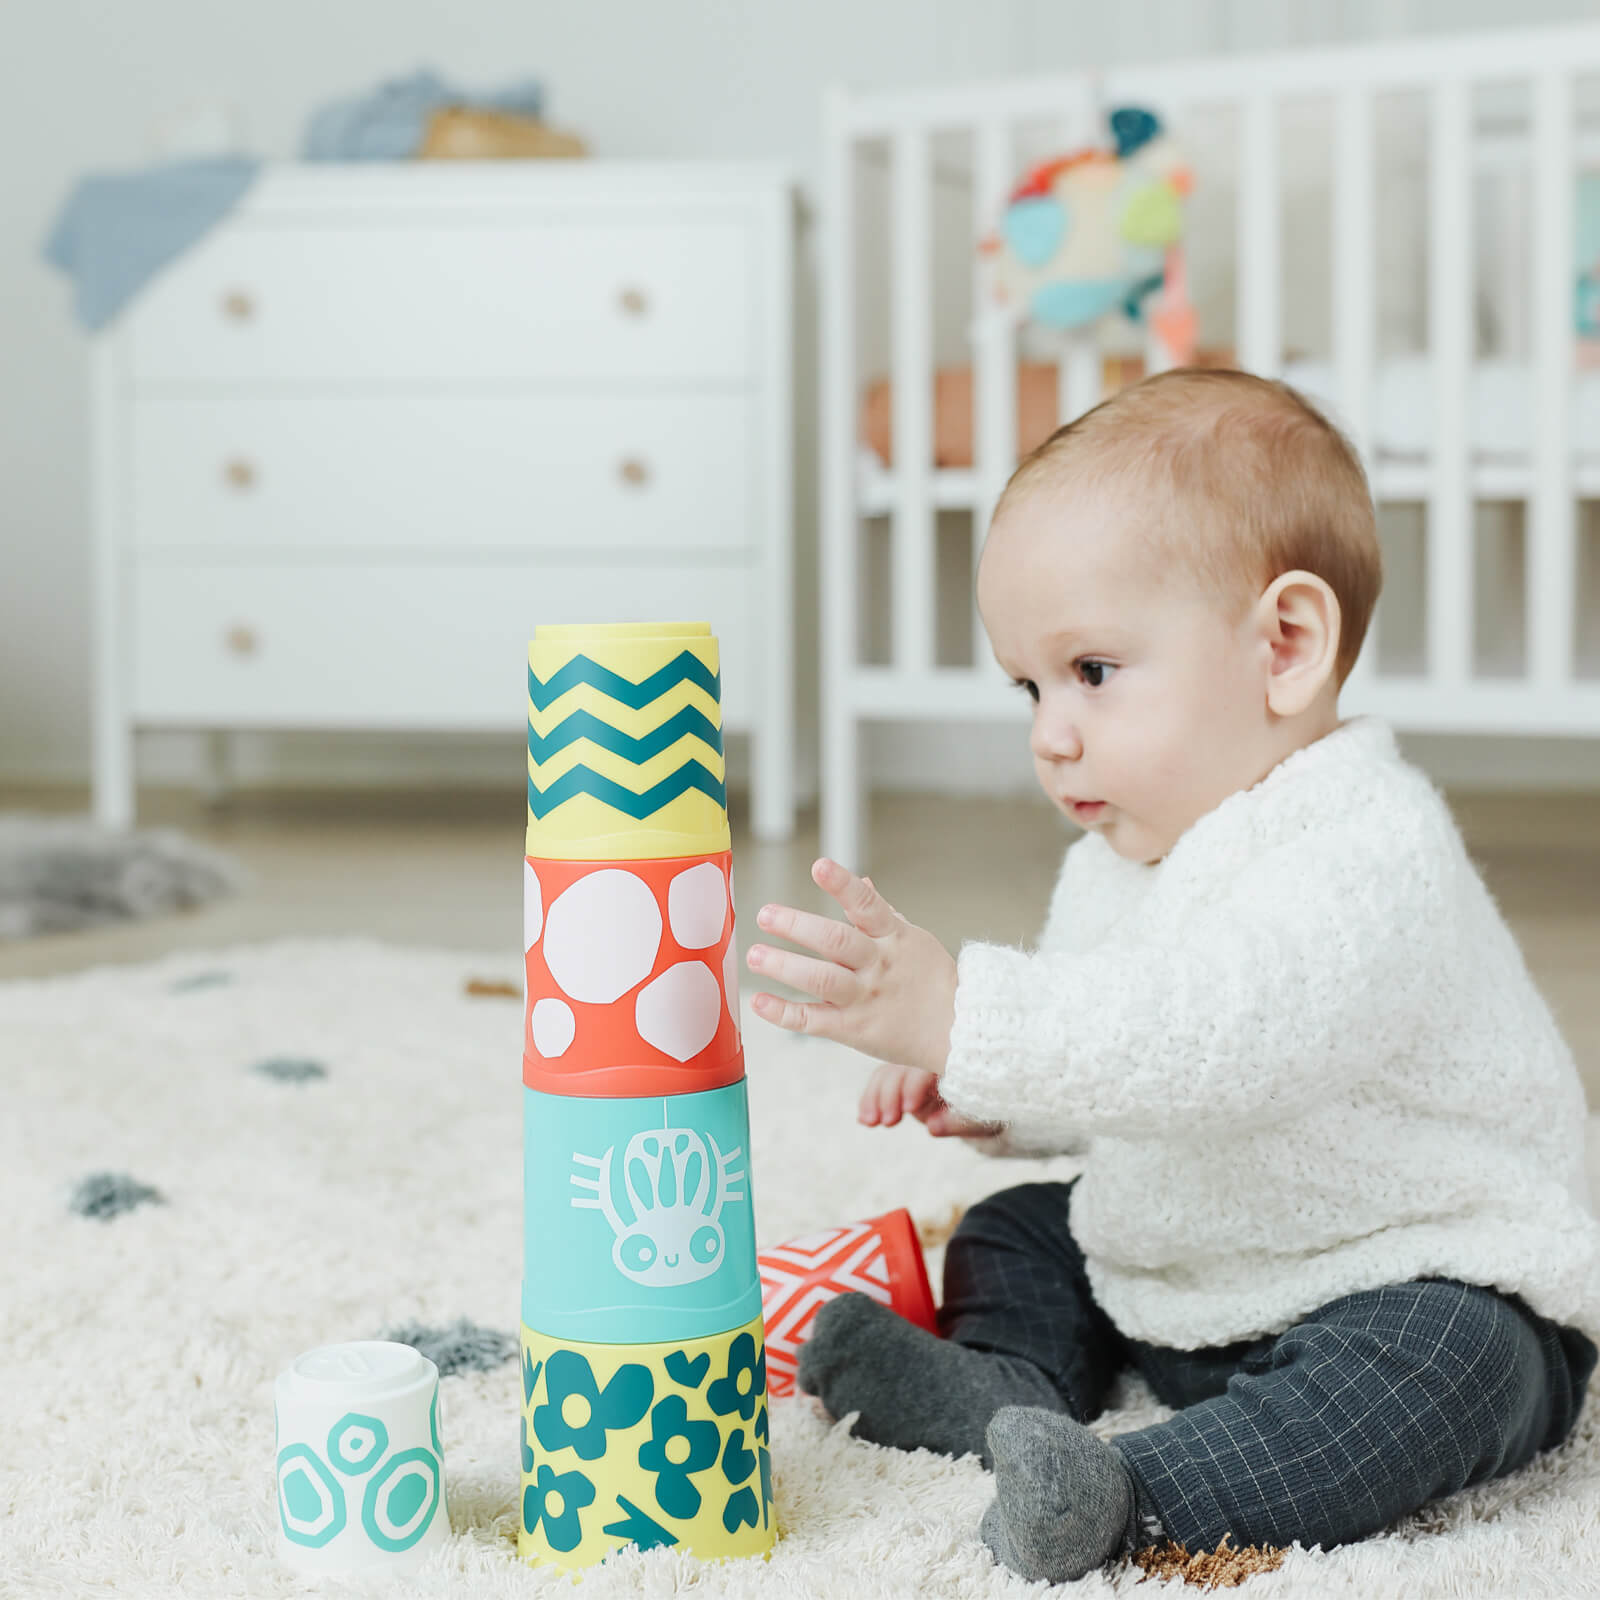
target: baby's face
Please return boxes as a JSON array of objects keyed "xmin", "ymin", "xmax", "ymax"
[{"xmin": 978, "ymin": 487, "xmax": 1280, "ymax": 864}]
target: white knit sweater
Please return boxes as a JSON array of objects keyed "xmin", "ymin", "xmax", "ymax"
[{"xmin": 941, "ymin": 716, "xmax": 1600, "ymax": 1350}]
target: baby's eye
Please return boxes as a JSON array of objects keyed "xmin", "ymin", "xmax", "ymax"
[
  {"xmin": 1076, "ymin": 659, "xmax": 1115, "ymax": 689},
  {"xmin": 1010, "ymin": 677, "xmax": 1039, "ymax": 703}
]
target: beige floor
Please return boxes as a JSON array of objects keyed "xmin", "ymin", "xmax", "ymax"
[{"xmin": 3, "ymin": 783, "xmax": 1598, "ymax": 1105}]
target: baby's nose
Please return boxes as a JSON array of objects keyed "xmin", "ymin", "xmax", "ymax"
[{"xmin": 1031, "ymin": 717, "xmax": 1083, "ymax": 762}]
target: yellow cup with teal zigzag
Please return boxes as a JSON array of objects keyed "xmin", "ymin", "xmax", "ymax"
[
  {"xmin": 518, "ymin": 1313, "xmax": 774, "ymax": 1569},
  {"xmin": 527, "ymin": 622, "xmax": 730, "ymax": 862}
]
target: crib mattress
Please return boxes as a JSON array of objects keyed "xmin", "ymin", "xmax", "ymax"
[
  {"xmin": 856, "ymin": 355, "xmax": 1600, "ymax": 483},
  {"xmin": 1284, "ymin": 356, "xmax": 1600, "ymax": 461}
]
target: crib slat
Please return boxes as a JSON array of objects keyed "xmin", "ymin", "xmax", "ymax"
[
  {"xmin": 820, "ymin": 88, "xmax": 863, "ymax": 870},
  {"xmin": 1144, "ymin": 97, "xmax": 1185, "ymax": 381},
  {"xmin": 1237, "ymin": 94, "xmax": 1281, "ymax": 378},
  {"xmin": 1530, "ymin": 68, "xmax": 1576, "ymax": 691},
  {"xmin": 891, "ymin": 125, "xmax": 935, "ymax": 675},
  {"xmin": 973, "ymin": 116, "xmax": 1016, "ymax": 675},
  {"xmin": 1333, "ymin": 85, "xmax": 1378, "ymax": 694},
  {"xmin": 1056, "ymin": 86, "xmax": 1104, "ymax": 427},
  {"xmin": 1060, "ymin": 335, "xmax": 1103, "ymax": 425},
  {"xmin": 1427, "ymin": 76, "xmax": 1473, "ymax": 690}
]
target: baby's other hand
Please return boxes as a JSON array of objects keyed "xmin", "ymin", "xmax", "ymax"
[
  {"xmin": 858, "ymin": 1062, "xmax": 1003, "ymax": 1140},
  {"xmin": 858, "ymin": 1062, "xmax": 941, "ymax": 1128}
]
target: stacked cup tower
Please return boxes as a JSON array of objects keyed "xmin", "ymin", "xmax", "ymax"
[{"xmin": 518, "ymin": 622, "xmax": 774, "ymax": 1570}]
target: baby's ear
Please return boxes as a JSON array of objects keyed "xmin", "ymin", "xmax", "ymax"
[{"xmin": 1259, "ymin": 570, "xmax": 1340, "ymax": 716}]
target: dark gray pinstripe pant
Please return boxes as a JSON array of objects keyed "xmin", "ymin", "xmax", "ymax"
[{"xmin": 940, "ymin": 1180, "xmax": 1597, "ymax": 1553}]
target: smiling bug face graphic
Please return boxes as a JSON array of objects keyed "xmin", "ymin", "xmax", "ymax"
[{"xmin": 570, "ymin": 1107, "xmax": 747, "ymax": 1288}]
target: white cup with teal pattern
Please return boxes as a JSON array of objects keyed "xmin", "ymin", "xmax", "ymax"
[{"xmin": 274, "ymin": 1341, "xmax": 449, "ymax": 1574}]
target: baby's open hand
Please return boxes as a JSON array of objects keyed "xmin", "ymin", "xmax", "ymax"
[
  {"xmin": 859, "ymin": 1061, "xmax": 1003, "ymax": 1139},
  {"xmin": 745, "ymin": 858, "xmax": 958, "ymax": 1078}
]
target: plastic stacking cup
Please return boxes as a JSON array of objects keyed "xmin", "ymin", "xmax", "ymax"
[
  {"xmin": 757, "ymin": 1207, "xmax": 938, "ymax": 1398},
  {"xmin": 274, "ymin": 1341, "xmax": 449, "ymax": 1575},
  {"xmin": 526, "ymin": 621, "xmax": 730, "ymax": 863}
]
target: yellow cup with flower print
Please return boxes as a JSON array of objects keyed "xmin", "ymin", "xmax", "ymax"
[{"xmin": 518, "ymin": 1313, "xmax": 774, "ymax": 1569}]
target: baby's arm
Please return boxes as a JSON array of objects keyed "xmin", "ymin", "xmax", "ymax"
[{"xmin": 941, "ymin": 812, "xmax": 1443, "ymax": 1143}]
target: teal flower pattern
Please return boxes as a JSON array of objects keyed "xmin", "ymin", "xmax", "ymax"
[
  {"xmin": 706, "ymin": 1331, "xmax": 766, "ymax": 1421},
  {"xmin": 638, "ymin": 1394, "xmax": 719, "ymax": 1518},
  {"xmin": 533, "ymin": 1350, "xmax": 652, "ymax": 1461},
  {"xmin": 722, "ymin": 1484, "xmax": 759, "ymax": 1533},
  {"xmin": 719, "ymin": 1436, "xmax": 774, "ymax": 1534},
  {"xmin": 720, "ymin": 1426, "xmax": 756, "ymax": 1486},
  {"xmin": 522, "ymin": 1463, "xmax": 595, "ymax": 1553}
]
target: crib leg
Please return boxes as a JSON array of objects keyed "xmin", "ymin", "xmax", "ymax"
[{"xmin": 822, "ymin": 709, "xmax": 865, "ymax": 874}]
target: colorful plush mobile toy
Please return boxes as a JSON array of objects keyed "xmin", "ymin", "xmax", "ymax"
[{"xmin": 982, "ymin": 106, "xmax": 1196, "ymax": 365}]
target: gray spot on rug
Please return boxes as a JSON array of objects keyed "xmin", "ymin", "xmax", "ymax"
[
  {"xmin": 378, "ymin": 1317, "xmax": 518, "ymax": 1377},
  {"xmin": 0, "ymin": 813, "xmax": 242, "ymax": 939},
  {"xmin": 251, "ymin": 1057, "xmax": 328, "ymax": 1083},
  {"xmin": 170, "ymin": 970, "xmax": 233, "ymax": 992},
  {"xmin": 70, "ymin": 1171, "xmax": 165, "ymax": 1221}
]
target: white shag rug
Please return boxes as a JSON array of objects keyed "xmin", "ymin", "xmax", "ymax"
[{"xmin": 5, "ymin": 939, "xmax": 1600, "ymax": 1599}]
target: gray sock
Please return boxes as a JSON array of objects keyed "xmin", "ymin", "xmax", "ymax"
[
  {"xmin": 795, "ymin": 1292, "xmax": 1065, "ymax": 1465},
  {"xmin": 979, "ymin": 1405, "xmax": 1139, "ymax": 1583}
]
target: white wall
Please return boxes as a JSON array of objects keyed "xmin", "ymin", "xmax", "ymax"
[{"xmin": 5, "ymin": 0, "xmax": 1600, "ymax": 805}]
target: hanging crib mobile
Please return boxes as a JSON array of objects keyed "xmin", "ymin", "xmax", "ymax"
[{"xmin": 982, "ymin": 105, "xmax": 1196, "ymax": 367}]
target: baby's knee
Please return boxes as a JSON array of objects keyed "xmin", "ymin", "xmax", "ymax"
[
  {"xmin": 1291, "ymin": 1279, "xmax": 1551, "ymax": 1475},
  {"xmin": 949, "ymin": 1181, "xmax": 1077, "ymax": 1254}
]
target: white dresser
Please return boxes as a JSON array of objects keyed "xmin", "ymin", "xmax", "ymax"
[{"xmin": 90, "ymin": 164, "xmax": 794, "ymax": 837}]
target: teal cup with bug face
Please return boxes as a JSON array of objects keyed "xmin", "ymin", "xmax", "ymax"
[{"xmin": 521, "ymin": 1078, "xmax": 762, "ymax": 1345}]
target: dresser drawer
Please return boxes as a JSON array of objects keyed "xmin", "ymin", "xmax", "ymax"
[
  {"xmin": 130, "ymin": 561, "xmax": 756, "ymax": 728},
  {"xmin": 127, "ymin": 219, "xmax": 753, "ymax": 382},
  {"xmin": 129, "ymin": 391, "xmax": 753, "ymax": 553}
]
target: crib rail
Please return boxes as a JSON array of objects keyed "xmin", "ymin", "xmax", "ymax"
[{"xmin": 822, "ymin": 23, "xmax": 1600, "ymax": 867}]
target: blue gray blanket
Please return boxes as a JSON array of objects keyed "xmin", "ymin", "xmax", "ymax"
[{"xmin": 45, "ymin": 70, "xmax": 544, "ymax": 331}]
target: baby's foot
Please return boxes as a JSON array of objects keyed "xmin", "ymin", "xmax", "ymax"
[
  {"xmin": 796, "ymin": 1292, "xmax": 1063, "ymax": 1464},
  {"xmin": 979, "ymin": 1405, "xmax": 1138, "ymax": 1583}
]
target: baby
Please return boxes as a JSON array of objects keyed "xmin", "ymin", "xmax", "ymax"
[{"xmin": 745, "ymin": 369, "xmax": 1600, "ymax": 1581}]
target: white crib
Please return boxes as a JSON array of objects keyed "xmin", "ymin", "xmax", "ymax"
[{"xmin": 820, "ymin": 22, "xmax": 1600, "ymax": 868}]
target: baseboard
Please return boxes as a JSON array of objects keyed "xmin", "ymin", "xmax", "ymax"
[{"xmin": 6, "ymin": 725, "xmax": 1600, "ymax": 799}]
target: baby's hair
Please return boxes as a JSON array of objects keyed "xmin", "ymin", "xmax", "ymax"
[{"xmin": 995, "ymin": 368, "xmax": 1383, "ymax": 687}]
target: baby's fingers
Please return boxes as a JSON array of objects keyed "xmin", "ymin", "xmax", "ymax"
[
  {"xmin": 811, "ymin": 858, "xmax": 899, "ymax": 938},
  {"xmin": 900, "ymin": 1072, "xmax": 939, "ymax": 1119},
  {"xmin": 877, "ymin": 1071, "xmax": 911, "ymax": 1126}
]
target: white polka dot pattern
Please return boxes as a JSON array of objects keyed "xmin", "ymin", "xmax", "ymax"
[
  {"xmin": 667, "ymin": 861, "xmax": 728, "ymax": 949},
  {"xmin": 530, "ymin": 997, "xmax": 576, "ymax": 1058},
  {"xmin": 542, "ymin": 870, "xmax": 662, "ymax": 1005},
  {"xmin": 635, "ymin": 961, "xmax": 723, "ymax": 1062}
]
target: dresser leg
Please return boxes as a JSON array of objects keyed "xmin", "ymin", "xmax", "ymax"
[
  {"xmin": 92, "ymin": 715, "xmax": 133, "ymax": 831},
  {"xmin": 199, "ymin": 730, "xmax": 235, "ymax": 812}
]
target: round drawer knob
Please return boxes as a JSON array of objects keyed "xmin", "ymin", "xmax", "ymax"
[
  {"xmin": 221, "ymin": 289, "xmax": 256, "ymax": 322},
  {"xmin": 618, "ymin": 456, "xmax": 651, "ymax": 487},
  {"xmin": 223, "ymin": 458, "xmax": 257, "ymax": 490},
  {"xmin": 617, "ymin": 285, "xmax": 650, "ymax": 317},
  {"xmin": 224, "ymin": 624, "xmax": 259, "ymax": 657}
]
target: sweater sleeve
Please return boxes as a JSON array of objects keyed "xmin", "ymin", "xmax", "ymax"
[
  {"xmin": 940, "ymin": 813, "xmax": 1441, "ymax": 1141},
  {"xmin": 963, "ymin": 1124, "xmax": 1088, "ymax": 1160}
]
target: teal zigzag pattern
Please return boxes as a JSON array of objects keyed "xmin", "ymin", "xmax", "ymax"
[
  {"xmin": 527, "ymin": 705, "xmax": 724, "ymax": 766},
  {"xmin": 527, "ymin": 652, "xmax": 721, "ymax": 714},
  {"xmin": 527, "ymin": 762, "xmax": 727, "ymax": 820}
]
